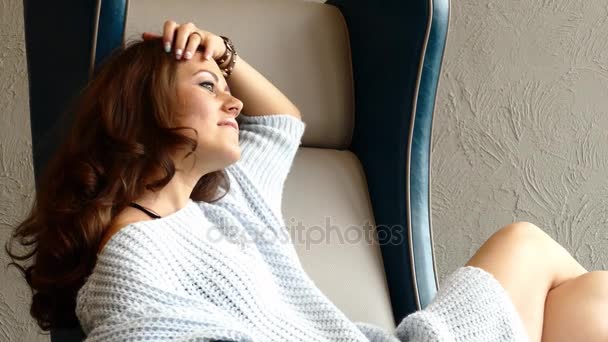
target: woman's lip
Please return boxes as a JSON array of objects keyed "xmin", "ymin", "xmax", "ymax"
[{"xmin": 218, "ymin": 122, "xmax": 239, "ymax": 131}]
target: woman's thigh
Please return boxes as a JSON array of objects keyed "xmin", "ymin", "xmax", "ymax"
[{"xmin": 465, "ymin": 222, "xmax": 587, "ymax": 342}]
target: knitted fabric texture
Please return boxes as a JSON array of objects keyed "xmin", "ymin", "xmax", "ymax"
[{"xmin": 76, "ymin": 114, "xmax": 528, "ymax": 341}]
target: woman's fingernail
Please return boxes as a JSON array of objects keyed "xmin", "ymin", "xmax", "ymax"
[
  {"xmin": 175, "ymin": 49, "xmax": 182, "ymax": 59},
  {"xmin": 164, "ymin": 42, "xmax": 171, "ymax": 53},
  {"xmin": 184, "ymin": 51, "xmax": 192, "ymax": 59}
]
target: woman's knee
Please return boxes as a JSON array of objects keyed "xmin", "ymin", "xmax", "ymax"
[
  {"xmin": 494, "ymin": 221, "xmax": 547, "ymax": 245},
  {"xmin": 485, "ymin": 221, "xmax": 549, "ymax": 258},
  {"xmin": 473, "ymin": 221, "xmax": 585, "ymax": 287},
  {"xmin": 493, "ymin": 221, "xmax": 578, "ymax": 259},
  {"xmin": 467, "ymin": 221, "xmax": 552, "ymax": 285},
  {"xmin": 494, "ymin": 221, "xmax": 586, "ymax": 281}
]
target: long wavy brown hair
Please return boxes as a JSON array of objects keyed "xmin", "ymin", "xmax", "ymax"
[{"xmin": 4, "ymin": 38, "xmax": 230, "ymax": 331}]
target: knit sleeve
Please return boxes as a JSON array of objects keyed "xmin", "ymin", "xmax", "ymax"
[
  {"xmin": 234, "ymin": 113, "xmax": 306, "ymax": 216},
  {"xmin": 393, "ymin": 266, "xmax": 529, "ymax": 342}
]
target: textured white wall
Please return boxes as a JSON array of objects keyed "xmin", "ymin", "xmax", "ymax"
[
  {"xmin": 3, "ymin": 0, "xmax": 608, "ymax": 341},
  {"xmin": 432, "ymin": 0, "xmax": 608, "ymax": 282},
  {"xmin": 0, "ymin": 0, "xmax": 47, "ymax": 341}
]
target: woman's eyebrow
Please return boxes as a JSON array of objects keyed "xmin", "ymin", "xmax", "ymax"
[
  {"xmin": 193, "ymin": 69, "xmax": 231, "ymax": 94},
  {"xmin": 193, "ymin": 69, "xmax": 219, "ymax": 83}
]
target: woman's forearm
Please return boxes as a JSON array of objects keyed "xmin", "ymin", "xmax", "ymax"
[{"xmin": 227, "ymin": 56, "xmax": 301, "ymax": 119}]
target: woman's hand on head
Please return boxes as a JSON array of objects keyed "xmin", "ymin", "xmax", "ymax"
[{"xmin": 142, "ymin": 20, "xmax": 226, "ymax": 61}]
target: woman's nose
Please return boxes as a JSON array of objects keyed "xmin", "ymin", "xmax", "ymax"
[{"xmin": 223, "ymin": 94, "xmax": 243, "ymax": 116}]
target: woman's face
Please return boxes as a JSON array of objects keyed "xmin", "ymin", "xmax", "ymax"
[{"xmin": 172, "ymin": 51, "xmax": 243, "ymax": 172}]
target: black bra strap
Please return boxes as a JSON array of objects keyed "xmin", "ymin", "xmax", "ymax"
[{"xmin": 128, "ymin": 202, "xmax": 162, "ymax": 219}]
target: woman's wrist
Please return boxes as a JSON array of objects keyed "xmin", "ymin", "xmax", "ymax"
[{"xmin": 216, "ymin": 36, "xmax": 237, "ymax": 79}]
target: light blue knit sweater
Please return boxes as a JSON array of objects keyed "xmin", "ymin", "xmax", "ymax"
[{"xmin": 76, "ymin": 114, "xmax": 528, "ymax": 341}]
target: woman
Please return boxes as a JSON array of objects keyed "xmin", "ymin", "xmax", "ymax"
[{"xmin": 5, "ymin": 20, "xmax": 608, "ymax": 342}]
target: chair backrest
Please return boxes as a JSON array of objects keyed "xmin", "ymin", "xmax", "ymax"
[{"xmin": 23, "ymin": 0, "xmax": 450, "ymax": 340}]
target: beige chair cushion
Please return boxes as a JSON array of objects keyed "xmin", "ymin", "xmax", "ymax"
[{"xmin": 284, "ymin": 148, "xmax": 395, "ymax": 331}]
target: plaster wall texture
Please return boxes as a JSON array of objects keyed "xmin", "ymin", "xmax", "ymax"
[
  {"xmin": 0, "ymin": 0, "xmax": 46, "ymax": 341},
  {"xmin": 432, "ymin": 0, "xmax": 608, "ymax": 282}
]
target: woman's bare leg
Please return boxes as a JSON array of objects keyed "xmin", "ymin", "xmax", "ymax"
[
  {"xmin": 541, "ymin": 270, "xmax": 608, "ymax": 342},
  {"xmin": 465, "ymin": 222, "xmax": 587, "ymax": 342}
]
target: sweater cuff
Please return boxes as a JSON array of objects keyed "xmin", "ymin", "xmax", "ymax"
[
  {"xmin": 395, "ymin": 266, "xmax": 529, "ymax": 342},
  {"xmin": 237, "ymin": 113, "xmax": 306, "ymax": 142},
  {"xmin": 354, "ymin": 322, "xmax": 399, "ymax": 342}
]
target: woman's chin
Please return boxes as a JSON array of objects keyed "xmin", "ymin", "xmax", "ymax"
[{"xmin": 222, "ymin": 147, "xmax": 241, "ymax": 167}]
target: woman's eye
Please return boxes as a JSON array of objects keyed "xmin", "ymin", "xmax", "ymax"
[{"xmin": 199, "ymin": 81, "xmax": 215, "ymax": 92}]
